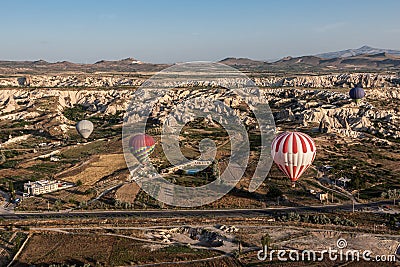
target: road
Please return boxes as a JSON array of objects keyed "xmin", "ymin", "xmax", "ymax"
[
  {"xmin": 0, "ymin": 189, "xmax": 14, "ymax": 214},
  {"xmin": 0, "ymin": 200, "xmax": 394, "ymax": 220}
]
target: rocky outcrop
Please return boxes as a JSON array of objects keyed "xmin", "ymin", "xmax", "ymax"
[
  {"xmin": 0, "ymin": 85, "xmax": 398, "ymax": 140},
  {"xmin": 274, "ymin": 109, "xmax": 295, "ymax": 122},
  {"xmin": 0, "ymin": 73, "xmax": 399, "ymax": 88},
  {"xmin": 298, "ymin": 96, "xmax": 399, "ymax": 139},
  {"xmin": 263, "ymin": 87, "xmax": 399, "ymax": 139},
  {"xmin": 0, "ymin": 89, "xmax": 135, "ymax": 116},
  {"xmin": 2, "ymin": 96, "xmax": 19, "ymax": 113},
  {"xmin": 0, "ymin": 75, "xmax": 145, "ymax": 88}
]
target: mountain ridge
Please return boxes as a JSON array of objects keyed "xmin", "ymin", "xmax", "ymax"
[
  {"xmin": 1, "ymin": 46, "xmax": 400, "ymax": 74},
  {"xmin": 315, "ymin": 45, "xmax": 400, "ymax": 59}
]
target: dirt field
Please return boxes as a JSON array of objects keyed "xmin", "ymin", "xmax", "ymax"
[
  {"xmin": 236, "ymin": 226, "xmax": 400, "ymax": 266},
  {"xmin": 114, "ymin": 182, "xmax": 140, "ymax": 203},
  {"xmin": 13, "ymin": 232, "xmax": 223, "ymax": 266},
  {"xmin": 60, "ymin": 153, "xmax": 127, "ymax": 186},
  {"xmin": 0, "ymin": 231, "xmax": 27, "ymax": 267},
  {"xmin": 17, "ymin": 155, "xmax": 131, "ymax": 211},
  {"xmin": 8, "ymin": 219, "xmax": 400, "ymax": 267}
]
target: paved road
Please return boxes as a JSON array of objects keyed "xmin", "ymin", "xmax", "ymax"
[{"xmin": 0, "ymin": 200, "xmax": 394, "ymax": 220}]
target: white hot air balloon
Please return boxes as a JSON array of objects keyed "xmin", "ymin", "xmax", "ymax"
[
  {"xmin": 76, "ymin": 120, "xmax": 94, "ymax": 139},
  {"xmin": 271, "ymin": 131, "xmax": 316, "ymax": 187}
]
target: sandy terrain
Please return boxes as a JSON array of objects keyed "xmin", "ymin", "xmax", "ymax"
[
  {"xmin": 61, "ymin": 153, "xmax": 127, "ymax": 185},
  {"xmin": 115, "ymin": 182, "xmax": 140, "ymax": 203}
]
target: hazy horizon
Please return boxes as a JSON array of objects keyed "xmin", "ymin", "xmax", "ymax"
[{"xmin": 1, "ymin": 0, "xmax": 400, "ymax": 64}]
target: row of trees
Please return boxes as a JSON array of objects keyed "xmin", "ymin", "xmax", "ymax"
[
  {"xmin": 381, "ymin": 189, "xmax": 400, "ymax": 204},
  {"xmin": 387, "ymin": 213, "xmax": 400, "ymax": 228},
  {"xmin": 277, "ymin": 212, "xmax": 357, "ymax": 226},
  {"xmin": 49, "ymin": 264, "xmax": 91, "ymax": 267}
]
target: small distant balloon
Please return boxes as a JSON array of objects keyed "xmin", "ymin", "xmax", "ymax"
[
  {"xmin": 349, "ymin": 87, "xmax": 365, "ymax": 104},
  {"xmin": 76, "ymin": 120, "xmax": 94, "ymax": 139},
  {"xmin": 129, "ymin": 134, "xmax": 155, "ymax": 164},
  {"xmin": 271, "ymin": 131, "xmax": 316, "ymax": 187}
]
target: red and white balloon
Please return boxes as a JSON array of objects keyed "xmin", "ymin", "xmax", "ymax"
[{"xmin": 271, "ymin": 132, "xmax": 316, "ymax": 186}]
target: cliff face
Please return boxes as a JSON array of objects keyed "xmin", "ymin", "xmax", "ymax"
[{"xmin": 1, "ymin": 73, "xmax": 399, "ymax": 88}]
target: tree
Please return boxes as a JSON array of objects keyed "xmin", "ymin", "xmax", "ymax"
[
  {"xmin": 388, "ymin": 189, "xmax": 400, "ymax": 205},
  {"xmin": 8, "ymin": 181, "xmax": 15, "ymax": 199},
  {"xmin": 76, "ymin": 179, "xmax": 83, "ymax": 186},
  {"xmin": 261, "ymin": 233, "xmax": 272, "ymax": 253},
  {"xmin": 268, "ymin": 185, "xmax": 283, "ymax": 199},
  {"xmin": 212, "ymin": 160, "xmax": 220, "ymax": 178},
  {"xmin": 351, "ymin": 177, "xmax": 361, "ymax": 190},
  {"xmin": 54, "ymin": 200, "xmax": 62, "ymax": 211}
]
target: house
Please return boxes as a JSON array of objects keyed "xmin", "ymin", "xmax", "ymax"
[
  {"xmin": 163, "ymin": 160, "xmax": 212, "ymax": 174},
  {"xmin": 50, "ymin": 156, "xmax": 60, "ymax": 162},
  {"xmin": 24, "ymin": 180, "xmax": 73, "ymax": 196}
]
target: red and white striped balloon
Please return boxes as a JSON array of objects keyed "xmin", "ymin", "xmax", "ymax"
[{"xmin": 271, "ymin": 132, "xmax": 316, "ymax": 184}]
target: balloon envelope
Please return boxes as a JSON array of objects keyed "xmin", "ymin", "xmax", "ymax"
[
  {"xmin": 129, "ymin": 134, "xmax": 155, "ymax": 163},
  {"xmin": 271, "ymin": 132, "xmax": 316, "ymax": 183},
  {"xmin": 76, "ymin": 120, "xmax": 94, "ymax": 139},
  {"xmin": 349, "ymin": 87, "xmax": 365, "ymax": 102}
]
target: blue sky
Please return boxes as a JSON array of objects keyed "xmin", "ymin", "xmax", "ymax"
[{"xmin": 1, "ymin": 0, "xmax": 399, "ymax": 63}]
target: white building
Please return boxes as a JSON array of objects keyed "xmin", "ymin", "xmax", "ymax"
[
  {"xmin": 163, "ymin": 160, "xmax": 212, "ymax": 174},
  {"xmin": 24, "ymin": 180, "xmax": 73, "ymax": 196},
  {"xmin": 50, "ymin": 156, "xmax": 60, "ymax": 162}
]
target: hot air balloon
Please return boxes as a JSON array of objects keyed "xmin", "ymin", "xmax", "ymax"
[
  {"xmin": 76, "ymin": 120, "xmax": 94, "ymax": 139},
  {"xmin": 271, "ymin": 132, "xmax": 316, "ymax": 187},
  {"xmin": 349, "ymin": 87, "xmax": 365, "ymax": 104},
  {"xmin": 129, "ymin": 134, "xmax": 155, "ymax": 164}
]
